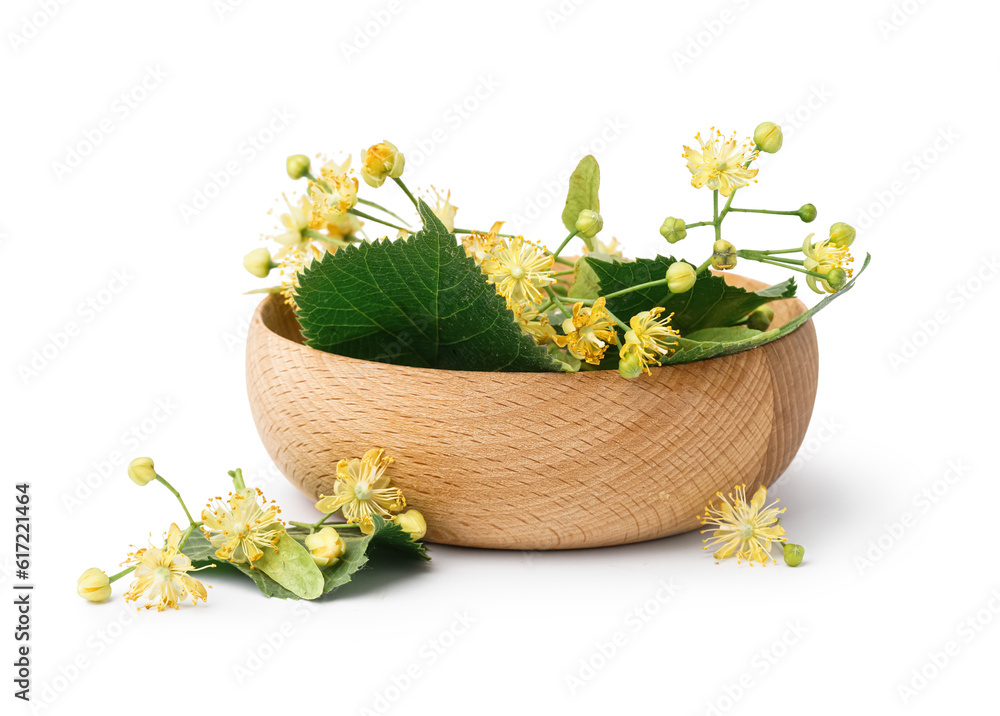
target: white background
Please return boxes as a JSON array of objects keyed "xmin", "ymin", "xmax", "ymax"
[{"xmin": 3, "ymin": 1, "xmax": 999, "ymax": 714}]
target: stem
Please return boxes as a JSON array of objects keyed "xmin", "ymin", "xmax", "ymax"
[
  {"xmin": 718, "ymin": 190, "xmax": 738, "ymax": 221},
  {"xmin": 108, "ymin": 566, "xmax": 135, "ymax": 584},
  {"xmin": 683, "ymin": 221, "xmax": 713, "ymax": 229},
  {"xmin": 713, "ymin": 191, "xmax": 721, "ymax": 242},
  {"xmin": 545, "ymin": 286, "xmax": 573, "ymax": 318},
  {"xmin": 228, "ymin": 469, "xmax": 246, "ymax": 493},
  {"xmin": 452, "ymin": 228, "xmax": 517, "ymax": 238},
  {"xmin": 728, "ymin": 207, "xmax": 801, "ymax": 217},
  {"xmin": 302, "ymin": 228, "xmax": 351, "ymax": 247},
  {"xmin": 754, "ymin": 257, "xmax": 833, "ymax": 281},
  {"xmin": 695, "ymin": 257, "xmax": 713, "ymax": 274},
  {"xmin": 392, "ymin": 177, "xmax": 419, "ymax": 211},
  {"xmin": 357, "ymin": 197, "xmax": 412, "ymax": 227},
  {"xmin": 287, "ymin": 520, "xmax": 359, "ymax": 532},
  {"xmin": 551, "ymin": 229, "xmax": 580, "ymax": 262},
  {"xmin": 155, "ymin": 476, "xmax": 196, "ymax": 526},
  {"xmin": 603, "ymin": 277, "xmax": 670, "ymax": 300},
  {"xmin": 348, "ymin": 208, "xmax": 410, "ymax": 233},
  {"xmin": 553, "ymin": 269, "xmax": 576, "ymax": 277}
]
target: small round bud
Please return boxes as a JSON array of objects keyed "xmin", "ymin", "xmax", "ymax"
[
  {"xmin": 618, "ymin": 352, "xmax": 643, "ymax": 379},
  {"xmin": 394, "ymin": 510, "xmax": 427, "ymax": 541},
  {"xmin": 825, "ymin": 267, "xmax": 848, "ymax": 290},
  {"xmin": 783, "ymin": 543, "xmax": 805, "ymax": 567},
  {"xmin": 746, "ymin": 306, "xmax": 775, "ymax": 332},
  {"xmin": 360, "ymin": 141, "xmax": 405, "ymax": 188},
  {"xmin": 711, "ymin": 240, "xmax": 737, "ymax": 271},
  {"xmin": 127, "ymin": 457, "xmax": 157, "ymax": 486},
  {"xmin": 304, "ymin": 526, "xmax": 345, "ymax": 568},
  {"xmin": 665, "ymin": 261, "xmax": 697, "ymax": 294},
  {"xmin": 575, "ymin": 209, "xmax": 603, "ymax": 239},
  {"xmin": 77, "ymin": 568, "xmax": 112, "ymax": 603},
  {"xmin": 659, "ymin": 217, "xmax": 687, "ymax": 244},
  {"xmin": 753, "ymin": 122, "xmax": 783, "ymax": 153},
  {"xmin": 242, "ymin": 248, "xmax": 277, "ymax": 278},
  {"xmin": 286, "ymin": 154, "xmax": 312, "ymax": 180},
  {"xmin": 797, "ymin": 203, "xmax": 817, "ymax": 223},
  {"xmin": 829, "ymin": 222, "xmax": 856, "ymax": 248}
]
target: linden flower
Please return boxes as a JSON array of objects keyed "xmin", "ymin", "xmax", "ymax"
[
  {"xmin": 683, "ymin": 128, "xmax": 759, "ymax": 197},
  {"xmin": 700, "ymin": 484, "xmax": 786, "ymax": 566},
  {"xmin": 619, "ymin": 308, "xmax": 680, "ymax": 375},
  {"xmin": 430, "ymin": 187, "xmax": 458, "ymax": 232},
  {"xmin": 315, "ymin": 449, "xmax": 406, "ymax": 535},
  {"xmin": 309, "ymin": 157, "xmax": 359, "ymax": 224},
  {"xmin": 202, "ymin": 488, "xmax": 284, "ymax": 565},
  {"xmin": 486, "ymin": 236, "xmax": 556, "ymax": 306},
  {"xmin": 554, "ymin": 297, "xmax": 618, "ymax": 365},
  {"xmin": 272, "ymin": 194, "xmax": 313, "ymax": 257},
  {"xmin": 123, "ymin": 524, "xmax": 209, "ymax": 611},
  {"xmin": 585, "ymin": 236, "xmax": 625, "ymax": 260},
  {"xmin": 277, "ymin": 245, "xmax": 321, "ymax": 309},
  {"xmin": 802, "ymin": 233, "xmax": 854, "ymax": 294},
  {"xmin": 514, "ymin": 303, "xmax": 556, "ymax": 345},
  {"xmin": 359, "ymin": 141, "xmax": 405, "ymax": 188},
  {"xmin": 463, "ymin": 220, "xmax": 504, "ymax": 267}
]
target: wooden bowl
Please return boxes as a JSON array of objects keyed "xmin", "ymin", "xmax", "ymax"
[{"xmin": 246, "ymin": 275, "xmax": 818, "ymax": 550}]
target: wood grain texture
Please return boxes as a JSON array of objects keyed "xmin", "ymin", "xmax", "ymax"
[{"xmin": 245, "ymin": 274, "xmax": 818, "ymax": 550}]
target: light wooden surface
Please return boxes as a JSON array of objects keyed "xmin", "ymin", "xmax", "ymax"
[{"xmin": 245, "ymin": 275, "xmax": 819, "ymax": 550}]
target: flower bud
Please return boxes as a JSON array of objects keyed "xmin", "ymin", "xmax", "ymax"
[
  {"xmin": 746, "ymin": 305, "xmax": 774, "ymax": 332},
  {"xmin": 77, "ymin": 568, "xmax": 112, "ymax": 603},
  {"xmin": 127, "ymin": 457, "xmax": 157, "ymax": 486},
  {"xmin": 753, "ymin": 122, "xmax": 783, "ymax": 153},
  {"xmin": 665, "ymin": 261, "xmax": 696, "ymax": 294},
  {"xmin": 618, "ymin": 351, "xmax": 642, "ymax": 379},
  {"xmin": 659, "ymin": 217, "xmax": 687, "ymax": 244},
  {"xmin": 711, "ymin": 240, "xmax": 737, "ymax": 270},
  {"xmin": 829, "ymin": 222, "xmax": 856, "ymax": 248},
  {"xmin": 825, "ymin": 267, "xmax": 848, "ymax": 290},
  {"xmin": 797, "ymin": 203, "xmax": 817, "ymax": 223},
  {"xmin": 242, "ymin": 248, "xmax": 277, "ymax": 278},
  {"xmin": 360, "ymin": 141, "xmax": 405, "ymax": 188},
  {"xmin": 394, "ymin": 510, "xmax": 427, "ymax": 541},
  {"xmin": 304, "ymin": 526, "xmax": 345, "ymax": 568},
  {"xmin": 783, "ymin": 543, "xmax": 805, "ymax": 567},
  {"xmin": 286, "ymin": 154, "xmax": 312, "ymax": 180},
  {"xmin": 575, "ymin": 209, "xmax": 603, "ymax": 239}
]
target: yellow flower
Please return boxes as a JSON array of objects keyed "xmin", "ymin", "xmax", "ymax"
[
  {"xmin": 486, "ymin": 236, "xmax": 556, "ymax": 306},
  {"xmin": 394, "ymin": 510, "xmax": 427, "ymax": 541},
  {"xmin": 277, "ymin": 245, "xmax": 322, "ymax": 309},
  {"xmin": 123, "ymin": 524, "xmax": 209, "ymax": 611},
  {"xmin": 618, "ymin": 308, "xmax": 680, "ymax": 375},
  {"xmin": 553, "ymin": 297, "xmax": 618, "ymax": 365},
  {"xmin": 462, "ymin": 221, "xmax": 504, "ymax": 266},
  {"xmin": 513, "ymin": 302, "xmax": 556, "ymax": 345},
  {"xmin": 314, "ymin": 449, "xmax": 406, "ymax": 535},
  {"xmin": 304, "ymin": 527, "xmax": 345, "ymax": 568},
  {"xmin": 584, "ymin": 236, "xmax": 625, "ymax": 259},
  {"xmin": 360, "ymin": 141, "xmax": 405, "ymax": 188},
  {"xmin": 430, "ymin": 187, "xmax": 458, "ymax": 232},
  {"xmin": 309, "ymin": 157, "xmax": 359, "ymax": 224},
  {"xmin": 77, "ymin": 568, "xmax": 112, "ymax": 603},
  {"xmin": 273, "ymin": 194, "xmax": 313, "ymax": 254},
  {"xmin": 682, "ymin": 128, "xmax": 759, "ymax": 197},
  {"xmin": 699, "ymin": 484, "xmax": 786, "ymax": 566},
  {"xmin": 201, "ymin": 488, "xmax": 284, "ymax": 565},
  {"xmin": 802, "ymin": 233, "xmax": 854, "ymax": 294}
]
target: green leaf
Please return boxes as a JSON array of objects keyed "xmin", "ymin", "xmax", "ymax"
[
  {"xmin": 685, "ymin": 326, "xmax": 763, "ymax": 343},
  {"xmin": 180, "ymin": 530, "xmax": 216, "ymax": 563},
  {"xmin": 584, "ymin": 254, "xmax": 796, "ymax": 335},
  {"xmin": 294, "ymin": 199, "xmax": 561, "ymax": 373},
  {"xmin": 561, "ymin": 155, "xmax": 600, "ymax": 235},
  {"xmin": 661, "ymin": 253, "xmax": 871, "ymax": 366},
  {"xmin": 253, "ymin": 531, "xmax": 324, "ymax": 599}
]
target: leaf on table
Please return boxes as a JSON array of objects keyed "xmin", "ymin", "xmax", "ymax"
[
  {"xmin": 584, "ymin": 254, "xmax": 796, "ymax": 335},
  {"xmin": 294, "ymin": 199, "xmax": 561, "ymax": 373},
  {"xmin": 561, "ymin": 155, "xmax": 601, "ymax": 238},
  {"xmin": 253, "ymin": 531, "xmax": 324, "ymax": 599}
]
